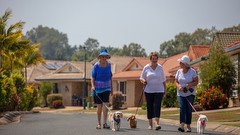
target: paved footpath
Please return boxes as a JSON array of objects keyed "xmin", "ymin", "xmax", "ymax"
[{"xmin": 0, "ymin": 112, "xmax": 229, "ymax": 135}]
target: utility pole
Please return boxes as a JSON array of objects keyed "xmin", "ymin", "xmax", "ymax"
[{"xmin": 82, "ymin": 46, "xmax": 86, "ymax": 110}]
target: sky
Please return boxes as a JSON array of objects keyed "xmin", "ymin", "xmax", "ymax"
[{"xmin": 1, "ymin": 0, "xmax": 240, "ymax": 54}]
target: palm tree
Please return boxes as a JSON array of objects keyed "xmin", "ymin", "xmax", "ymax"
[
  {"xmin": 22, "ymin": 43, "xmax": 45, "ymax": 81},
  {"xmin": 0, "ymin": 9, "xmax": 25, "ymax": 69}
]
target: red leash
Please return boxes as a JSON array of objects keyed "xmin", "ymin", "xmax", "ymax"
[{"xmin": 185, "ymin": 97, "xmax": 200, "ymax": 116}]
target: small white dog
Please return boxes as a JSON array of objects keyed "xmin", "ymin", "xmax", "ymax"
[
  {"xmin": 197, "ymin": 114, "xmax": 208, "ymax": 134},
  {"xmin": 108, "ymin": 111, "xmax": 123, "ymax": 131}
]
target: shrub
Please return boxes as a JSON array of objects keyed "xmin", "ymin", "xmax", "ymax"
[
  {"xmin": 112, "ymin": 91, "xmax": 122, "ymax": 110},
  {"xmin": 162, "ymin": 83, "xmax": 178, "ymax": 107},
  {"xmin": 141, "ymin": 102, "xmax": 147, "ymax": 110},
  {"xmin": 199, "ymin": 86, "xmax": 228, "ymax": 110},
  {"xmin": 52, "ymin": 100, "xmax": 63, "ymax": 109},
  {"xmin": 47, "ymin": 94, "xmax": 63, "ymax": 108}
]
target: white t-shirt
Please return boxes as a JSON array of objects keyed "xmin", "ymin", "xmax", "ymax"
[
  {"xmin": 175, "ymin": 68, "xmax": 198, "ymax": 97},
  {"xmin": 140, "ymin": 64, "xmax": 166, "ymax": 93}
]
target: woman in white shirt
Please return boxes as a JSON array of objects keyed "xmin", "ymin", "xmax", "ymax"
[
  {"xmin": 140, "ymin": 52, "xmax": 166, "ymax": 130},
  {"xmin": 175, "ymin": 55, "xmax": 198, "ymax": 132}
]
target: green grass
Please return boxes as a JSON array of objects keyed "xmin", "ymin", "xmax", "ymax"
[{"xmin": 118, "ymin": 107, "xmax": 240, "ymax": 123}]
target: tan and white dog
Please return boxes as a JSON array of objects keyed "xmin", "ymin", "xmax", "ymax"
[
  {"xmin": 197, "ymin": 114, "xmax": 208, "ymax": 134},
  {"xmin": 127, "ymin": 115, "xmax": 137, "ymax": 128},
  {"xmin": 108, "ymin": 111, "xmax": 123, "ymax": 131}
]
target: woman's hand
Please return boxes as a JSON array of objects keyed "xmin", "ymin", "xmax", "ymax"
[
  {"xmin": 141, "ymin": 79, "xmax": 147, "ymax": 85},
  {"xmin": 91, "ymin": 86, "xmax": 95, "ymax": 92},
  {"xmin": 178, "ymin": 86, "xmax": 183, "ymax": 92}
]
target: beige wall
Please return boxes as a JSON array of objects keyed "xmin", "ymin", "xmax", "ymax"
[
  {"xmin": 126, "ymin": 80, "xmax": 135, "ymax": 107},
  {"xmin": 58, "ymin": 82, "xmax": 72, "ymax": 106}
]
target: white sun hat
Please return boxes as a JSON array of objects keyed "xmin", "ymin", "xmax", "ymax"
[{"xmin": 177, "ymin": 55, "xmax": 190, "ymax": 67}]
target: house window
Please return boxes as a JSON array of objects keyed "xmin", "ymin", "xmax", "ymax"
[{"xmin": 119, "ymin": 81, "xmax": 126, "ymax": 102}]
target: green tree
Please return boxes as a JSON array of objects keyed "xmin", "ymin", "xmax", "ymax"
[
  {"xmin": 222, "ymin": 24, "xmax": 240, "ymax": 32},
  {"xmin": 199, "ymin": 43, "xmax": 236, "ymax": 98},
  {"xmin": 159, "ymin": 28, "xmax": 214, "ymax": 58},
  {"xmin": 119, "ymin": 43, "xmax": 147, "ymax": 57},
  {"xmin": 25, "ymin": 25, "xmax": 74, "ymax": 60},
  {"xmin": 0, "ymin": 9, "xmax": 26, "ymax": 69},
  {"xmin": 39, "ymin": 82, "xmax": 53, "ymax": 107},
  {"xmin": 22, "ymin": 43, "xmax": 45, "ymax": 81}
]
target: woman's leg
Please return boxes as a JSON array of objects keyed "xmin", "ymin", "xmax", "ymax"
[
  {"xmin": 102, "ymin": 102, "xmax": 109, "ymax": 124},
  {"xmin": 101, "ymin": 91, "xmax": 110, "ymax": 128},
  {"xmin": 186, "ymin": 95, "xmax": 195, "ymax": 129},
  {"xmin": 145, "ymin": 92, "xmax": 154, "ymax": 128},
  {"xmin": 178, "ymin": 96, "xmax": 186, "ymax": 129},
  {"xmin": 96, "ymin": 104, "xmax": 103, "ymax": 126},
  {"xmin": 153, "ymin": 93, "xmax": 164, "ymax": 127}
]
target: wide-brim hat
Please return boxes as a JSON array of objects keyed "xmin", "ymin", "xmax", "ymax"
[
  {"xmin": 177, "ymin": 55, "xmax": 190, "ymax": 67},
  {"xmin": 98, "ymin": 49, "xmax": 111, "ymax": 59}
]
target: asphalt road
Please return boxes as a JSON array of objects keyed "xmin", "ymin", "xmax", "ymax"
[{"xmin": 0, "ymin": 112, "xmax": 227, "ymax": 135}]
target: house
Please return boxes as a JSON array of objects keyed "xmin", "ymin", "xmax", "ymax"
[
  {"xmin": 190, "ymin": 32, "xmax": 240, "ymax": 106},
  {"xmin": 30, "ymin": 56, "xmax": 133, "ymax": 106}
]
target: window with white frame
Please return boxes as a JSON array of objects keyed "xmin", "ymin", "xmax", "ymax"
[{"xmin": 119, "ymin": 81, "xmax": 126, "ymax": 102}]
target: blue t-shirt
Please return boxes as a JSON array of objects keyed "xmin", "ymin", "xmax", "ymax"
[{"xmin": 91, "ymin": 61, "xmax": 112, "ymax": 94}]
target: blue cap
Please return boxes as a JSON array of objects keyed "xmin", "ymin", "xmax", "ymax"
[{"xmin": 98, "ymin": 49, "xmax": 111, "ymax": 58}]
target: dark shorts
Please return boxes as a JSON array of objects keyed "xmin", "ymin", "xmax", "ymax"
[{"xmin": 94, "ymin": 91, "xmax": 110, "ymax": 104}]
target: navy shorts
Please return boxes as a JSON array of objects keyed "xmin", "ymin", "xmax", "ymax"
[{"xmin": 94, "ymin": 91, "xmax": 110, "ymax": 104}]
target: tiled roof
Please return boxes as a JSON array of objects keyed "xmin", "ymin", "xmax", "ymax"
[
  {"xmin": 112, "ymin": 45, "xmax": 210, "ymax": 79},
  {"xmin": 113, "ymin": 70, "xmax": 142, "ymax": 80},
  {"xmin": 225, "ymin": 41, "xmax": 240, "ymax": 48},
  {"xmin": 28, "ymin": 56, "xmax": 133, "ymax": 83},
  {"xmin": 91, "ymin": 56, "xmax": 133, "ymax": 74},
  {"xmin": 162, "ymin": 52, "xmax": 188, "ymax": 77},
  {"xmin": 29, "ymin": 60, "xmax": 93, "ymax": 82},
  {"xmin": 112, "ymin": 57, "xmax": 166, "ymax": 80},
  {"xmin": 213, "ymin": 32, "xmax": 240, "ymax": 47},
  {"xmin": 167, "ymin": 45, "xmax": 209, "ymax": 75},
  {"xmin": 188, "ymin": 45, "xmax": 210, "ymax": 60}
]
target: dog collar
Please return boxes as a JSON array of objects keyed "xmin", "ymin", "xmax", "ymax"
[{"xmin": 114, "ymin": 117, "xmax": 120, "ymax": 124}]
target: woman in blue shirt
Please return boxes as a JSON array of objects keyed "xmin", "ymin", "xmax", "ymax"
[{"xmin": 91, "ymin": 49, "xmax": 112, "ymax": 129}]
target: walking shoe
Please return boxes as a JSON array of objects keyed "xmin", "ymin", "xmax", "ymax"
[
  {"xmin": 103, "ymin": 123, "xmax": 110, "ymax": 129},
  {"xmin": 186, "ymin": 128, "xmax": 191, "ymax": 132},
  {"xmin": 148, "ymin": 126, "xmax": 152, "ymax": 130},
  {"xmin": 155, "ymin": 125, "xmax": 161, "ymax": 130},
  {"xmin": 178, "ymin": 127, "xmax": 185, "ymax": 132},
  {"xmin": 96, "ymin": 124, "xmax": 101, "ymax": 129}
]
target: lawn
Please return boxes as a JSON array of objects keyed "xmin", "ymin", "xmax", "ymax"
[{"xmin": 119, "ymin": 107, "xmax": 240, "ymax": 127}]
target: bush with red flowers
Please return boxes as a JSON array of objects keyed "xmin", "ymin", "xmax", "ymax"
[
  {"xmin": 52, "ymin": 100, "xmax": 63, "ymax": 109},
  {"xmin": 199, "ymin": 86, "xmax": 228, "ymax": 110}
]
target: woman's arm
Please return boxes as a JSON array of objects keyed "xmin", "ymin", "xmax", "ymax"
[
  {"xmin": 175, "ymin": 79, "xmax": 182, "ymax": 92},
  {"xmin": 186, "ymin": 76, "xmax": 199, "ymax": 88}
]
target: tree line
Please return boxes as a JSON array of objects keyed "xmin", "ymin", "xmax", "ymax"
[{"xmin": 24, "ymin": 23, "xmax": 240, "ymax": 61}]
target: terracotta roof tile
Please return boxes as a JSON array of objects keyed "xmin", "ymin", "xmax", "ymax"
[
  {"xmin": 213, "ymin": 32, "xmax": 240, "ymax": 47},
  {"xmin": 113, "ymin": 70, "xmax": 142, "ymax": 80},
  {"xmin": 188, "ymin": 45, "xmax": 210, "ymax": 60},
  {"xmin": 225, "ymin": 40, "xmax": 240, "ymax": 48},
  {"xmin": 162, "ymin": 52, "xmax": 188, "ymax": 77}
]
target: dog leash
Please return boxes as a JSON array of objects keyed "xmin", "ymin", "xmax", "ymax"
[
  {"xmin": 134, "ymin": 85, "xmax": 145, "ymax": 116},
  {"xmin": 93, "ymin": 90, "xmax": 112, "ymax": 113},
  {"xmin": 185, "ymin": 97, "xmax": 200, "ymax": 116}
]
